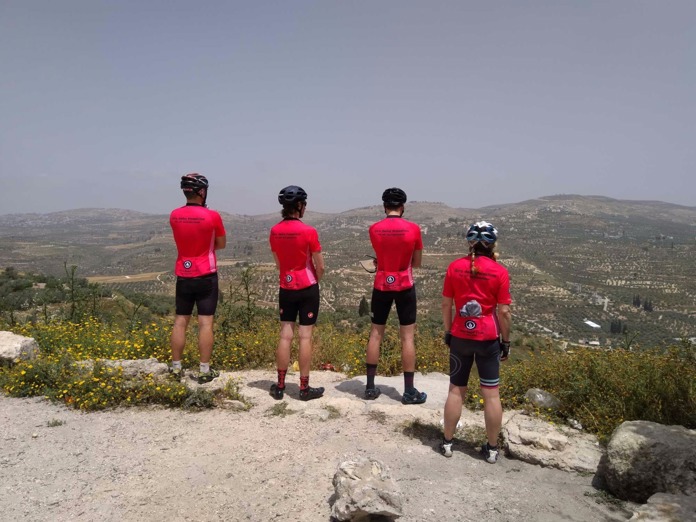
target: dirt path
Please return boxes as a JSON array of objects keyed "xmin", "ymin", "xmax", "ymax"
[{"xmin": 0, "ymin": 371, "xmax": 632, "ymax": 521}]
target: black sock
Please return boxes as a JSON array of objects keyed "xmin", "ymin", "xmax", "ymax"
[
  {"xmin": 366, "ymin": 363, "xmax": 377, "ymax": 389},
  {"xmin": 443, "ymin": 437, "xmax": 453, "ymax": 444},
  {"xmin": 404, "ymin": 371, "xmax": 415, "ymax": 391}
]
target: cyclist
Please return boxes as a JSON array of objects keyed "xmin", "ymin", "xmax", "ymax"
[
  {"xmin": 364, "ymin": 188, "xmax": 426, "ymax": 404},
  {"xmin": 169, "ymin": 173, "xmax": 227, "ymax": 384},
  {"xmin": 440, "ymin": 221, "xmax": 512, "ymax": 463},
  {"xmin": 269, "ymin": 185, "xmax": 325, "ymax": 401}
]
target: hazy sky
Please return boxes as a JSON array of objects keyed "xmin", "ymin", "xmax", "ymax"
[{"xmin": 1, "ymin": 1, "xmax": 694, "ymax": 215}]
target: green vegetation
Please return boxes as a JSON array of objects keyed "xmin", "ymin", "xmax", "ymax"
[{"xmin": 1, "ymin": 263, "xmax": 695, "ymax": 443}]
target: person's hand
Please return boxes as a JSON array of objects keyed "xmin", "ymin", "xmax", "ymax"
[
  {"xmin": 500, "ymin": 340, "xmax": 511, "ymax": 361},
  {"xmin": 444, "ymin": 331, "xmax": 452, "ymax": 346}
]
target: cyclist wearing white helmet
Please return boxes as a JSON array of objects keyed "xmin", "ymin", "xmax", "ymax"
[
  {"xmin": 268, "ymin": 186, "xmax": 325, "ymax": 401},
  {"xmin": 169, "ymin": 173, "xmax": 227, "ymax": 384},
  {"xmin": 440, "ymin": 221, "xmax": 512, "ymax": 463}
]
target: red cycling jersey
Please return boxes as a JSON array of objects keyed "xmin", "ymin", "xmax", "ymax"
[
  {"xmin": 170, "ymin": 204, "xmax": 226, "ymax": 278},
  {"xmin": 442, "ymin": 255, "xmax": 512, "ymax": 340},
  {"xmin": 369, "ymin": 216, "xmax": 423, "ymax": 291},
  {"xmin": 269, "ymin": 218, "xmax": 321, "ymax": 290}
]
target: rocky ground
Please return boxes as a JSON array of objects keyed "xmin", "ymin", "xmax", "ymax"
[{"xmin": 0, "ymin": 370, "xmax": 636, "ymax": 521}]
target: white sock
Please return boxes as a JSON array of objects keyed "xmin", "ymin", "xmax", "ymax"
[
  {"xmin": 172, "ymin": 361, "xmax": 182, "ymax": 370},
  {"xmin": 200, "ymin": 363, "xmax": 210, "ymax": 373}
]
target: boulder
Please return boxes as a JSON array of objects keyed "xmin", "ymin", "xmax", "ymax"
[
  {"xmin": 503, "ymin": 412, "xmax": 602, "ymax": 473},
  {"xmin": 629, "ymin": 493, "xmax": 696, "ymax": 521},
  {"xmin": 103, "ymin": 358, "xmax": 168, "ymax": 377},
  {"xmin": 0, "ymin": 331, "xmax": 39, "ymax": 363},
  {"xmin": 525, "ymin": 388, "xmax": 561, "ymax": 410},
  {"xmin": 330, "ymin": 457, "xmax": 403, "ymax": 521},
  {"xmin": 601, "ymin": 421, "xmax": 696, "ymax": 503}
]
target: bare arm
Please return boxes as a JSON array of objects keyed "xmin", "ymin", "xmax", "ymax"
[
  {"xmin": 411, "ymin": 249, "xmax": 423, "ymax": 268},
  {"xmin": 215, "ymin": 235, "xmax": 226, "ymax": 250},
  {"xmin": 441, "ymin": 296, "xmax": 454, "ymax": 332},
  {"xmin": 312, "ymin": 251, "xmax": 325, "ymax": 282},
  {"xmin": 496, "ymin": 304, "xmax": 512, "ymax": 341}
]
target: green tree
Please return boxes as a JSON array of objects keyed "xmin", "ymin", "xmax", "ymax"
[{"xmin": 358, "ymin": 296, "xmax": 369, "ymax": 317}]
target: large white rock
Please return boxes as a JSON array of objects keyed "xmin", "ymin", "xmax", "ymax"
[
  {"xmin": 602, "ymin": 421, "xmax": 696, "ymax": 503},
  {"xmin": 330, "ymin": 457, "xmax": 403, "ymax": 521},
  {"xmin": 503, "ymin": 412, "xmax": 602, "ymax": 473},
  {"xmin": 0, "ymin": 331, "xmax": 39, "ymax": 363},
  {"xmin": 629, "ymin": 493, "xmax": 696, "ymax": 521}
]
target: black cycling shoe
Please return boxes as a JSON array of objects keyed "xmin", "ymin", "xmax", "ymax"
[
  {"xmin": 270, "ymin": 384, "xmax": 285, "ymax": 400},
  {"xmin": 364, "ymin": 387, "xmax": 382, "ymax": 400},
  {"xmin": 402, "ymin": 388, "xmax": 427, "ymax": 405},
  {"xmin": 299, "ymin": 386, "xmax": 324, "ymax": 401}
]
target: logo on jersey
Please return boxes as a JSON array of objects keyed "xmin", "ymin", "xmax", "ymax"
[
  {"xmin": 465, "ymin": 320, "xmax": 477, "ymax": 330},
  {"xmin": 285, "ymin": 275, "xmax": 293, "ymax": 283},
  {"xmin": 386, "ymin": 275, "xmax": 396, "ymax": 285},
  {"xmin": 183, "ymin": 260, "xmax": 192, "ymax": 269}
]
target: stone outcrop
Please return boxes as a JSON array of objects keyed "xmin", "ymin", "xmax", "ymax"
[
  {"xmin": 503, "ymin": 412, "xmax": 602, "ymax": 473},
  {"xmin": 629, "ymin": 493, "xmax": 696, "ymax": 521},
  {"xmin": 330, "ymin": 457, "xmax": 403, "ymax": 521},
  {"xmin": 0, "ymin": 331, "xmax": 39, "ymax": 363},
  {"xmin": 524, "ymin": 388, "xmax": 561, "ymax": 410},
  {"xmin": 601, "ymin": 421, "xmax": 696, "ymax": 503}
]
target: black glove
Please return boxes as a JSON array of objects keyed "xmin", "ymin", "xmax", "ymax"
[
  {"xmin": 500, "ymin": 340, "xmax": 511, "ymax": 360},
  {"xmin": 444, "ymin": 331, "xmax": 452, "ymax": 347}
]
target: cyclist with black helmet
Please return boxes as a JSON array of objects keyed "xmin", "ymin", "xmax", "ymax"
[
  {"xmin": 268, "ymin": 185, "xmax": 325, "ymax": 401},
  {"xmin": 440, "ymin": 221, "xmax": 512, "ymax": 463},
  {"xmin": 169, "ymin": 173, "xmax": 227, "ymax": 384},
  {"xmin": 364, "ymin": 188, "xmax": 427, "ymax": 404}
]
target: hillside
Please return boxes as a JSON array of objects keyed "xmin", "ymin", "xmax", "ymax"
[{"xmin": 1, "ymin": 195, "xmax": 695, "ymax": 347}]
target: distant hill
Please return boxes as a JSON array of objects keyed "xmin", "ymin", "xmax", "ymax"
[{"xmin": 1, "ymin": 195, "xmax": 695, "ymax": 347}]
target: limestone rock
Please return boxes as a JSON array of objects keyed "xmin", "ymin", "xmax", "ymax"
[
  {"xmin": 330, "ymin": 457, "xmax": 403, "ymax": 521},
  {"xmin": 524, "ymin": 388, "xmax": 561, "ymax": 410},
  {"xmin": 503, "ymin": 412, "xmax": 602, "ymax": 473},
  {"xmin": 0, "ymin": 331, "xmax": 39, "ymax": 363},
  {"xmin": 629, "ymin": 493, "xmax": 696, "ymax": 521},
  {"xmin": 602, "ymin": 421, "xmax": 696, "ymax": 503},
  {"xmin": 104, "ymin": 358, "xmax": 169, "ymax": 377}
]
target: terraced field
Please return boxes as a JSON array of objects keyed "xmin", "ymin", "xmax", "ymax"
[{"xmin": 1, "ymin": 196, "xmax": 694, "ymax": 347}]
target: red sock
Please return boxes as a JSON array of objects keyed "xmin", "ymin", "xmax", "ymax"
[
  {"xmin": 277, "ymin": 369, "xmax": 287, "ymax": 389},
  {"xmin": 300, "ymin": 375, "xmax": 309, "ymax": 390}
]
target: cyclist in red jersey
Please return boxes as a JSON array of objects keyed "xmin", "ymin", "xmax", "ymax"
[
  {"xmin": 269, "ymin": 186, "xmax": 325, "ymax": 401},
  {"xmin": 169, "ymin": 174, "xmax": 226, "ymax": 384},
  {"xmin": 439, "ymin": 221, "xmax": 512, "ymax": 463},
  {"xmin": 364, "ymin": 188, "xmax": 427, "ymax": 404}
]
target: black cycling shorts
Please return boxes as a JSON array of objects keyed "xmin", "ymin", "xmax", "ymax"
[
  {"xmin": 279, "ymin": 284, "xmax": 319, "ymax": 326},
  {"xmin": 449, "ymin": 337, "xmax": 501, "ymax": 388},
  {"xmin": 175, "ymin": 273, "xmax": 219, "ymax": 316},
  {"xmin": 370, "ymin": 286, "xmax": 417, "ymax": 326}
]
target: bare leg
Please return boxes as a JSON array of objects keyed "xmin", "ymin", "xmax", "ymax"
[
  {"xmin": 481, "ymin": 386, "xmax": 503, "ymax": 446},
  {"xmin": 399, "ymin": 323, "xmax": 416, "ymax": 372},
  {"xmin": 443, "ymin": 383, "xmax": 467, "ymax": 440},
  {"xmin": 170, "ymin": 315, "xmax": 191, "ymax": 362},
  {"xmin": 276, "ymin": 321, "xmax": 296, "ymax": 371},
  {"xmin": 297, "ymin": 324, "xmax": 314, "ymax": 376},
  {"xmin": 197, "ymin": 315, "xmax": 214, "ymax": 363},
  {"xmin": 366, "ymin": 324, "xmax": 385, "ymax": 365}
]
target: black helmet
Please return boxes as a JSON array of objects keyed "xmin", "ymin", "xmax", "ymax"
[
  {"xmin": 382, "ymin": 187, "xmax": 407, "ymax": 206},
  {"xmin": 180, "ymin": 173, "xmax": 209, "ymax": 193},
  {"xmin": 278, "ymin": 185, "xmax": 307, "ymax": 205},
  {"xmin": 466, "ymin": 221, "xmax": 498, "ymax": 245}
]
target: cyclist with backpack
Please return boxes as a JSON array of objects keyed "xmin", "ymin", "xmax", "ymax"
[{"xmin": 440, "ymin": 221, "xmax": 512, "ymax": 463}]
